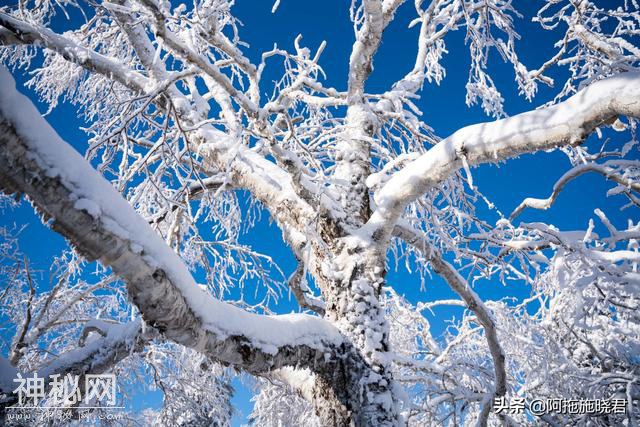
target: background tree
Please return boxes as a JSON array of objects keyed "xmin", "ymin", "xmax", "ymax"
[{"xmin": 0, "ymin": 0, "xmax": 639, "ymax": 425}]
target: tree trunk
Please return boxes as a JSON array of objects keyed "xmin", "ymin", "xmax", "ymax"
[
  {"xmin": 309, "ymin": 100, "xmax": 398, "ymax": 425},
  {"xmin": 312, "ymin": 241, "xmax": 399, "ymax": 426}
]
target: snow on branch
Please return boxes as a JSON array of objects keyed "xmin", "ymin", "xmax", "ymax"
[
  {"xmin": 393, "ymin": 223, "xmax": 507, "ymax": 425},
  {"xmin": 347, "ymin": 0, "xmax": 404, "ymax": 102},
  {"xmin": 137, "ymin": 0, "xmax": 259, "ymax": 116},
  {"xmin": 0, "ymin": 12, "xmax": 149, "ymax": 93},
  {"xmin": 510, "ymin": 160, "xmax": 640, "ymax": 220},
  {"xmin": 0, "ymin": 320, "xmax": 151, "ymax": 406},
  {"xmin": 0, "ymin": 66, "xmax": 342, "ymax": 375},
  {"xmin": 367, "ymin": 72, "xmax": 640, "ymax": 239}
]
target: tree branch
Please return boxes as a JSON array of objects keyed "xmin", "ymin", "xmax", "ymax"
[
  {"xmin": 0, "ymin": 67, "xmax": 342, "ymax": 376},
  {"xmin": 367, "ymin": 72, "xmax": 640, "ymax": 240},
  {"xmin": 287, "ymin": 261, "xmax": 326, "ymax": 317},
  {"xmin": 0, "ymin": 11, "xmax": 319, "ymax": 260},
  {"xmin": 510, "ymin": 161, "xmax": 640, "ymax": 220},
  {"xmin": 8, "ymin": 256, "xmax": 35, "ymax": 365},
  {"xmin": 1, "ymin": 319, "xmax": 153, "ymax": 409},
  {"xmin": 0, "ymin": 27, "xmax": 24, "ymax": 45},
  {"xmin": 0, "ymin": 13, "xmax": 149, "ymax": 93},
  {"xmin": 393, "ymin": 223, "xmax": 507, "ymax": 426},
  {"xmin": 138, "ymin": 0, "xmax": 259, "ymax": 116},
  {"xmin": 347, "ymin": 0, "xmax": 405, "ymax": 102}
]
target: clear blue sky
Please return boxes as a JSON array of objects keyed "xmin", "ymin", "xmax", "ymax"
[{"xmin": 0, "ymin": 0, "xmax": 635, "ymax": 424}]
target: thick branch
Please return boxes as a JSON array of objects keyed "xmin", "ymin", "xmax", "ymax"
[
  {"xmin": 0, "ymin": 27, "xmax": 24, "ymax": 45},
  {"xmin": 368, "ymin": 72, "xmax": 640, "ymax": 239},
  {"xmin": 347, "ymin": 0, "xmax": 405, "ymax": 102},
  {"xmin": 0, "ymin": 67, "xmax": 342, "ymax": 376}
]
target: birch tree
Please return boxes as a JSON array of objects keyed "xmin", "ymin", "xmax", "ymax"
[{"xmin": 0, "ymin": 0, "xmax": 639, "ymax": 425}]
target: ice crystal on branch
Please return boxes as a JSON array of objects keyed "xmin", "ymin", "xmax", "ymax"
[{"xmin": 0, "ymin": 0, "xmax": 639, "ymax": 425}]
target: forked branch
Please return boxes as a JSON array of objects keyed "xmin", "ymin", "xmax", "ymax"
[
  {"xmin": 0, "ymin": 68, "xmax": 342, "ymax": 377},
  {"xmin": 368, "ymin": 72, "xmax": 640, "ymax": 240}
]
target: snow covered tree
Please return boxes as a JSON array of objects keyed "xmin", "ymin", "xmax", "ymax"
[{"xmin": 0, "ymin": 0, "xmax": 639, "ymax": 425}]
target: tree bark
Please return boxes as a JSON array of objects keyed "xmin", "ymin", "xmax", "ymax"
[
  {"xmin": 0, "ymin": 115, "xmax": 339, "ymax": 377},
  {"xmin": 0, "ymin": 74, "xmax": 399, "ymax": 427},
  {"xmin": 311, "ymin": 239, "xmax": 399, "ymax": 426}
]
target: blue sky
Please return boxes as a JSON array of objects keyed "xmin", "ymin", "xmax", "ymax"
[{"xmin": 0, "ymin": 0, "xmax": 636, "ymax": 424}]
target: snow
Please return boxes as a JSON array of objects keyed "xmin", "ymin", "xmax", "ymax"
[
  {"xmin": 589, "ymin": 249, "xmax": 640, "ymax": 263},
  {"xmin": 74, "ymin": 198, "xmax": 101, "ymax": 218},
  {"xmin": 271, "ymin": 0, "xmax": 281, "ymax": 14},
  {"xmin": 573, "ymin": 25, "xmax": 621, "ymax": 57},
  {"xmin": 273, "ymin": 367, "xmax": 316, "ymax": 400},
  {"xmin": 40, "ymin": 320, "xmax": 143, "ymax": 378},
  {"xmin": 367, "ymin": 71, "xmax": 640, "ymax": 235},
  {"xmin": 0, "ymin": 66, "xmax": 342, "ymax": 355}
]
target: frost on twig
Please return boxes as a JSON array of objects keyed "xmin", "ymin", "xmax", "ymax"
[{"xmin": 0, "ymin": 0, "xmax": 639, "ymax": 424}]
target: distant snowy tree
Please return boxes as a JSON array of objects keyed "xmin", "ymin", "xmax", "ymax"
[{"xmin": 0, "ymin": 0, "xmax": 639, "ymax": 425}]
